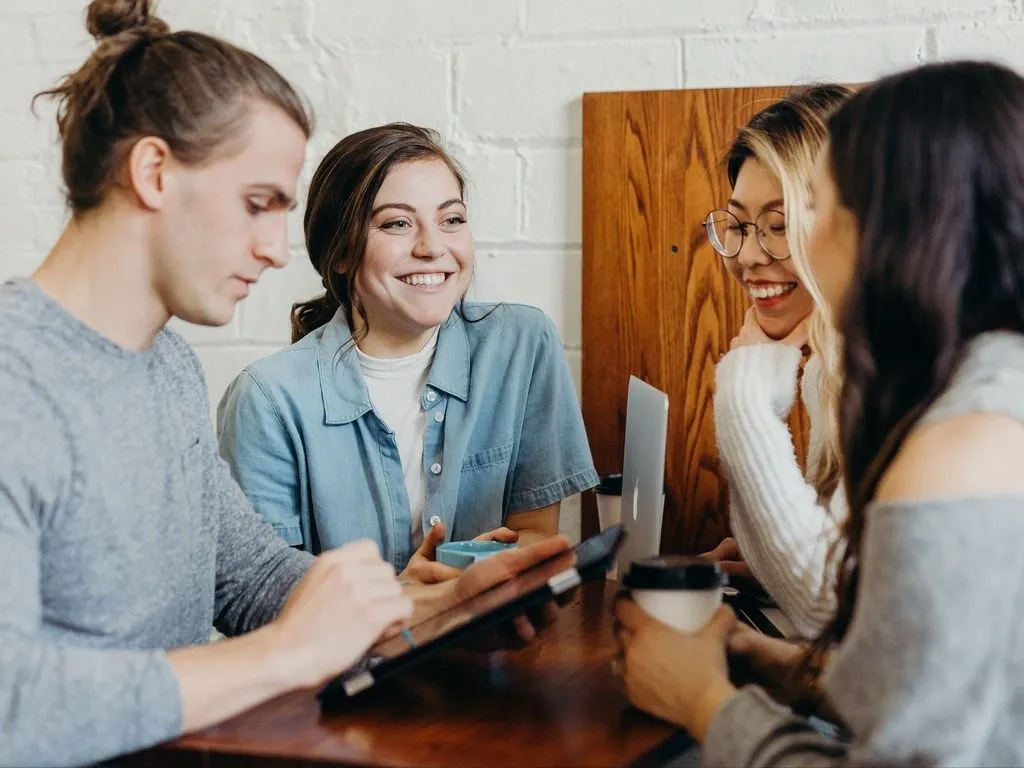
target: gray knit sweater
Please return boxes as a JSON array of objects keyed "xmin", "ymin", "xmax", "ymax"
[
  {"xmin": 704, "ymin": 330, "xmax": 1024, "ymax": 766},
  {"xmin": 0, "ymin": 278, "xmax": 314, "ymax": 767}
]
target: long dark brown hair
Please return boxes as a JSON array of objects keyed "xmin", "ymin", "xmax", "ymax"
[
  {"xmin": 811, "ymin": 60, "xmax": 1024, "ymax": 670},
  {"xmin": 292, "ymin": 123, "xmax": 467, "ymax": 344},
  {"xmin": 34, "ymin": 0, "xmax": 312, "ymax": 215}
]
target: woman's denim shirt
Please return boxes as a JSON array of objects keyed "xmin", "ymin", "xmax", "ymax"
[{"xmin": 216, "ymin": 303, "xmax": 598, "ymax": 570}]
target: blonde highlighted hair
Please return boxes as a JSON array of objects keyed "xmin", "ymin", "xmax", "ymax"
[{"xmin": 725, "ymin": 84, "xmax": 853, "ymax": 504}]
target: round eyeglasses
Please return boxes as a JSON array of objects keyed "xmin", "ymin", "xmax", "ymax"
[{"xmin": 704, "ymin": 208, "xmax": 790, "ymax": 261}]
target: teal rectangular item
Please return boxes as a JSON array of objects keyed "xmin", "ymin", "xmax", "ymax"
[{"xmin": 436, "ymin": 540, "xmax": 518, "ymax": 569}]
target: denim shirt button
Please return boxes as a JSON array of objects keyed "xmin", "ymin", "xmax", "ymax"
[
  {"xmin": 429, "ymin": 515, "xmax": 442, "ymax": 527},
  {"xmin": 425, "ymin": 390, "xmax": 437, "ymax": 403},
  {"xmin": 430, "ymin": 462, "xmax": 442, "ymax": 475},
  {"xmin": 433, "ymin": 411, "xmax": 444, "ymax": 423}
]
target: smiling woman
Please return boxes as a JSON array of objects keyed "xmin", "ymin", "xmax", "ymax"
[
  {"xmin": 216, "ymin": 123, "xmax": 598, "ymax": 581},
  {"xmin": 701, "ymin": 84, "xmax": 853, "ymax": 639}
]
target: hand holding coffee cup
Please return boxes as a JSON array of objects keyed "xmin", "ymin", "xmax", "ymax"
[
  {"xmin": 622, "ymin": 555, "xmax": 727, "ymax": 632},
  {"xmin": 613, "ymin": 584, "xmax": 738, "ymax": 737}
]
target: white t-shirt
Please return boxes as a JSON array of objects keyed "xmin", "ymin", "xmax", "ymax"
[{"xmin": 356, "ymin": 331, "xmax": 438, "ymax": 548}]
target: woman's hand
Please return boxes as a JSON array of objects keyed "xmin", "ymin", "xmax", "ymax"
[
  {"xmin": 474, "ymin": 526, "xmax": 521, "ymax": 544},
  {"xmin": 405, "ymin": 535, "xmax": 573, "ymax": 646},
  {"xmin": 699, "ymin": 536, "xmax": 752, "ymax": 580},
  {"xmin": 728, "ymin": 620, "xmax": 803, "ymax": 669},
  {"xmin": 727, "ymin": 622, "xmax": 816, "ymax": 708},
  {"xmin": 400, "ymin": 522, "xmax": 520, "ymax": 585},
  {"xmin": 731, "ymin": 307, "xmax": 810, "ymax": 353},
  {"xmin": 614, "ymin": 598, "xmax": 737, "ymax": 742}
]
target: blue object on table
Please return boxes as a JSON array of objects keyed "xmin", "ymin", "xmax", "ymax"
[{"xmin": 436, "ymin": 540, "xmax": 518, "ymax": 569}]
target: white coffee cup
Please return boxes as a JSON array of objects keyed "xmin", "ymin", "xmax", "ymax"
[{"xmin": 623, "ymin": 556, "xmax": 726, "ymax": 633}]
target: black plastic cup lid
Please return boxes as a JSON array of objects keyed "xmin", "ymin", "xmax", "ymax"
[
  {"xmin": 622, "ymin": 555, "xmax": 726, "ymax": 590},
  {"xmin": 594, "ymin": 473, "xmax": 623, "ymax": 494}
]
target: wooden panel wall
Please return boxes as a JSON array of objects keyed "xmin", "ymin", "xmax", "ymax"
[{"xmin": 580, "ymin": 86, "xmax": 811, "ymax": 555}]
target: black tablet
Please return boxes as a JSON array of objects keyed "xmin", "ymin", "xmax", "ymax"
[{"xmin": 317, "ymin": 524, "xmax": 626, "ymax": 709}]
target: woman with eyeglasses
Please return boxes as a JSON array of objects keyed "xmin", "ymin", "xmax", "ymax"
[{"xmin": 701, "ymin": 85, "xmax": 853, "ymax": 639}]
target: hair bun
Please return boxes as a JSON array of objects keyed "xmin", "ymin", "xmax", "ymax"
[{"xmin": 86, "ymin": 0, "xmax": 169, "ymax": 41}]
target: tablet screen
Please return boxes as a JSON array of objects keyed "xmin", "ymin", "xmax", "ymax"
[{"xmin": 324, "ymin": 525, "xmax": 625, "ymax": 700}]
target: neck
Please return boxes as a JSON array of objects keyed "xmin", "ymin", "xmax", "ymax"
[
  {"xmin": 355, "ymin": 315, "xmax": 438, "ymax": 359},
  {"xmin": 32, "ymin": 207, "xmax": 169, "ymax": 352}
]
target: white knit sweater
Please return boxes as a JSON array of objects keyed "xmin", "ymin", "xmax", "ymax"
[{"xmin": 714, "ymin": 343, "xmax": 846, "ymax": 638}]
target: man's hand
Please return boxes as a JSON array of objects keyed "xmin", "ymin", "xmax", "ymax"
[{"xmin": 267, "ymin": 540, "xmax": 412, "ymax": 689}]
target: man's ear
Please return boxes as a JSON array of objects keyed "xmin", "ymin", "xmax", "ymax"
[{"xmin": 125, "ymin": 136, "xmax": 172, "ymax": 211}]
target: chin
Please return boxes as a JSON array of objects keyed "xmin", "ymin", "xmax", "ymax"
[
  {"xmin": 405, "ymin": 313, "xmax": 451, "ymax": 333},
  {"xmin": 174, "ymin": 301, "xmax": 236, "ymax": 329},
  {"xmin": 405, "ymin": 301, "xmax": 458, "ymax": 328}
]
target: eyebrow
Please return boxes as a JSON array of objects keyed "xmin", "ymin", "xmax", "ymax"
[
  {"xmin": 371, "ymin": 198, "xmax": 466, "ymax": 217},
  {"xmin": 249, "ymin": 183, "xmax": 297, "ymax": 211},
  {"xmin": 728, "ymin": 197, "xmax": 785, "ymax": 214}
]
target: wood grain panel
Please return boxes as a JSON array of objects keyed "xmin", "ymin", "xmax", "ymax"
[{"xmin": 581, "ymin": 86, "xmax": 811, "ymax": 555}]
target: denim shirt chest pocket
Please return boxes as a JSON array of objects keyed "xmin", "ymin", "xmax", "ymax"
[{"xmin": 454, "ymin": 438, "xmax": 514, "ymax": 539}]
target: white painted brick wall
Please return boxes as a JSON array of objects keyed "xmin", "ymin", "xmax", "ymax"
[{"xmin": 1, "ymin": 0, "xmax": 1019, "ymax": 540}]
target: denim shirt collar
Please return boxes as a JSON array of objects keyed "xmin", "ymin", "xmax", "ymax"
[{"xmin": 317, "ymin": 308, "xmax": 471, "ymax": 425}]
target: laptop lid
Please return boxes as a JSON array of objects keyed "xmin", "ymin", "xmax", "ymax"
[{"xmin": 615, "ymin": 375, "xmax": 669, "ymax": 576}]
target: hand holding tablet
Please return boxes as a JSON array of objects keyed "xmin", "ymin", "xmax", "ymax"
[{"xmin": 318, "ymin": 526, "xmax": 625, "ymax": 707}]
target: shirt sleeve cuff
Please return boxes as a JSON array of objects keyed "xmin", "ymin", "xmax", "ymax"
[
  {"xmin": 132, "ymin": 651, "xmax": 185, "ymax": 752},
  {"xmin": 702, "ymin": 686, "xmax": 810, "ymax": 768},
  {"xmin": 268, "ymin": 522, "xmax": 303, "ymax": 547},
  {"xmin": 507, "ymin": 466, "xmax": 599, "ymax": 514}
]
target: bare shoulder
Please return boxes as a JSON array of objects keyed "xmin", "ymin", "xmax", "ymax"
[{"xmin": 876, "ymin": 412, "xmax": 1024, "ymax": 503}]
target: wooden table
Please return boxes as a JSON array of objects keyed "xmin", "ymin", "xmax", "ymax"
[{"xmin": 119, "ymin": 580, "xmax": 691, "ymax": 767}]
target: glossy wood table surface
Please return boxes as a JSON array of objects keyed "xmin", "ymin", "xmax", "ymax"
[{"xmin": 121, "ymin": 580, "xmax": 690, "ymax": 768}]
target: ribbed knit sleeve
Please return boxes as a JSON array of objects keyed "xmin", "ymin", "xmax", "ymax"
[{"xmin": 714, "ymin": 345, "xmax": 843, "ymax": 637}]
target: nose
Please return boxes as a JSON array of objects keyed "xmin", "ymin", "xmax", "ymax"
[
  {"xmin": 412, "ymin": 226, "xmax": 445, "ymax": 260},
  {"xmin": 254, "ymin": 217, "xmax": 291, "ymax": 269},
  {"xmin": 735, "ymin": 229, "xmax": 771, "ymax": 268}
]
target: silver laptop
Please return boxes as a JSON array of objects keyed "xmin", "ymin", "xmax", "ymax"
[{"xmin": 615, "ymin": 375, "xmax": 669, "ymax": 576}]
